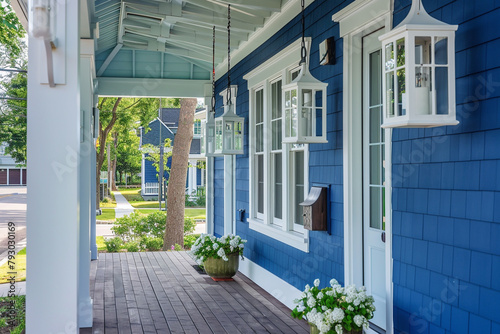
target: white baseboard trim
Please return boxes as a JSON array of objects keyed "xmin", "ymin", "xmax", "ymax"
[{"xmin": 238, "ymin": 258, "xmax": 302, "ymax": 310}]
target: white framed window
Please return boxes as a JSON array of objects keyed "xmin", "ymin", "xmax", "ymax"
[
  {"xmin": 193, "ymin": 119, "xmax": 202, "ymax": 136},
  {"xmin": 244, "ymin": 38, "xmax": 312, "ymax": 252}
]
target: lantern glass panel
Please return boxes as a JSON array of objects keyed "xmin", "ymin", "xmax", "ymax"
[
  {"xmin": 385, "ymin": 43, "xmax": 394, "ymax": 71},
  {"xmin": 386, "ymin": 71, "xmax": 395, "ymax": 118},
  {"xmin": 315, "ymin": 90, "xmax": 323, "ymax": 137},
  {"xmin": 435, "ymin": 67, "xmax": 449, "ymax": 115},
  {"xmin": 285, "ymin": 88, "xmax": 298, "ymax": 138},
  {"xmin": 414, "ymin": 66, "xmax": 432, "ymax": 115},
  {"xmin": 215, "ymin": 121, "xmax": 223, "ymax": 151},
  {"xmin": 397, "ymin": 68, "xmax": 406, "ymax": 116},
  {"xmin": 302, "ymin": 89, "xmax": 313, "ymax": 137},
  {"xmin": 435, "ymin": 37, "xmax": 448, "ymax": 65},
  {"xmin": 234, "ymin": 121, "xmax": 243, "ymax": 151},
  {"xmin": 396, "ymin": 38, "xmax": 405, "ymax": 67},
  {"xmin": 415, "ymin": 36, "xmax": 431, "ymax": 64},
  {"xmin": 224, "ymin": 121, "xmax": 234, "ymax": 150}
]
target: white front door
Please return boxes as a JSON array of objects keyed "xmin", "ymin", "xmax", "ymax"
[{"xmin": 362, "ymin": 30, "xmax": 386, "ymax": 331}]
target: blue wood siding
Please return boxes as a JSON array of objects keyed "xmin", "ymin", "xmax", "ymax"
[
  {"xmin": 143, "ymin": 155, "xmax": 171, "ymax": 184},
  {"xmin": 391, "ymin": 1, "xmax": 500, "ymax": 333},
  {"xmin": 211, "ymin": 0, "xmax": 500, "ymax": 332},
  {"xmin": 212, "ymin": 0, "xmax": 350, "ymax": 290}
]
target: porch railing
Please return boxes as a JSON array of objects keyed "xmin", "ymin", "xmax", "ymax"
[{"xmin": 143, "ymin": 182, "xmax": 159, "ymax": 195}]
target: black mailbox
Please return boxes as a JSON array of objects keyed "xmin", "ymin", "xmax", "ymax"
[{"xmin": 300, "ymin": 187, "xmax": 327, "ymax": 231}]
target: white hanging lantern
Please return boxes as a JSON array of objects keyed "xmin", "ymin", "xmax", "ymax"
[
  {"xmin": 214, "ymin": 5, "xmax": 245, "ymax": 155},
  {"xmin": 214, "ymin": 102, "xmax": 244, "ymax": 155},
  {"xmin": 282, "ymin": 0, "xmax": 328, "ymax": 144},
  {"xmin": 282, "ymin": 63, "xmax": 328, "ymax": 143},
  {"xmin": 379, "ymin": 0, "xmax": 459, "ymax": 128}
]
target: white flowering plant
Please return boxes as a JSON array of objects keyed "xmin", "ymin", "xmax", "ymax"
[
  {"xmin": 291, "ymin": 279, "xmax": 375, "ymax": 334},
  {"xmin": 189, "ymin": 234, "xmax": 246, "ymax": 265}
]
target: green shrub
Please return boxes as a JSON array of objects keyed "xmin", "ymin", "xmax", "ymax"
[
  {"xmin": 173, "ymin": 244, "xmax": 183, "ymax": 251},
  {"xmin": 184, "ymin": 234, "xmax": 201, "ymax": 249},
  {"xmin": 195, "ymin": 196, "xmax": 206, "ymax": 207},
  {"xmin": 104, "ymin": 237, "xmax": 123, "ymax": 252},
  {"xmin": 112, "ymin": 211, "xmax": 196, "ymax": 242},
  {"xmin": 101, "ymin": 197, "xmax": 109, "ymax": 203},
  {"xmin": 141, "ymin": 236, "xmax": 163, "ymax": 251},
  {"xmin": 125, "ymin": 241, "xmax": 140, "ymax": 252}
]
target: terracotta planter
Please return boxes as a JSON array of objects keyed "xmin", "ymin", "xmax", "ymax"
[
  {"xmin": 203, "ymin": 252, "xmax": 240, "ymax": 280},
  {"xmin": 309, "ymin": 323, "xmax": 362, "ymax": 334}
]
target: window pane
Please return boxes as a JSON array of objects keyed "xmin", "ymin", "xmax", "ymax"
[
  {"xmin": 256, "ymin": 89, "xmax": 263, "ymax": 123},
  {"xmin": 272, "ymin": 120, "xmax": 282, "ymax": 151},
  {"xmin": 295, "ymin": 151, "xmax": 304, "ymax": 226},
  {"xmin": 370, "ymin": 50, "xmax": 382, "ymax": 106},
  {"xmin": 370, "ymin": 145, "xmax": 381, "ymax": 185},
  {"xmin": 370, "ymin": 187, "xmax": 381, "ymax": 229},
  {"xmin": 257, "ymin": 155, "xmax": 264, "ymax": 214},
  {"xmin": 435, "ymin": 37, "xmax": 448, "ymax": 65},
  {"xmin": 272, "ymin": 81, "xmax": 282, "ymax": 119},
  {"xmin": 436, "ymin": 67, "xmax": 449, "ymax": 115},
  {"xmin": 256, "ymin": 124, "xmax": 263, "ymax": 153},
  {"xmin": 274, "ymin": 153, "xmax": 282, "ymax": 220},
  {"xmin": 370, "ymin": 106, "xmax": 382, "ymax": 144}
]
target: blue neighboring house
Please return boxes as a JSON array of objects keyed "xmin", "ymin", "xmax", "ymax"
[
  {"xmin": 208, "ymin": 0, "xmax": 500, "ymax": 333},
  {"xmin": 139, "ymin": 107, "xmax": 205, "ymax": 199}
]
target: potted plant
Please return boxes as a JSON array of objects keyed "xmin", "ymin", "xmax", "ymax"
[
  {"xmin": 291, "ymin": 279, "xmax": 375, "ymax": 334},
  {"xmin": 189, "ymin": 234, "xmax": 246, "ymax": 281}
]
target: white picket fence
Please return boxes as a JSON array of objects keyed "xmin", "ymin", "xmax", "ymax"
[{"xmin": 143, "ymin": 182, "xmax": 159, "ymax": 195}]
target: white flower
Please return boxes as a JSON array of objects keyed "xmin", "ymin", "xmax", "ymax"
[
  {"xmin": 217, "ymin": 247, "xmax": 226, "ymax": 258},
  {"xmin": 304, "ymin": 284, "xmax": 311, "ymax": 293},
  {"xmin": 335, "ymin": 324, "xmax": 343, "ymax": 334},
  {"xmin": 348, "ymin": 305, "xmax": 354, "ymax": 312},
  {"xmin": 238, "ymin": 243, "xmax": 245, "ymax": 249},
  {"xmin": 317, "ymin": 292, "xmax": 324, "ymax": 300},
  {"xmin": 307, "ymin": 297, "xmax": 316, "ymax": 308},
  {"xmin": 330, "ymin": 279, "xmax": 338, "ymax": 287},
  {"xmin": 354, "ymin": 315, "xmax": 364, "ymax": 327},
  {"xmin": 331, "ymin": 308, "xmax": 344, "ymax": 322},
  {"xmin": 212, "ymin": 243, "xmax": 220, "ymax": 250},
  {"xmin": 318, "ymin": 322, "xmax": 330, "ymax": 333},
  {"xmin": 314, "ymin": 279, "xmax": 320, "ymax": 287}
]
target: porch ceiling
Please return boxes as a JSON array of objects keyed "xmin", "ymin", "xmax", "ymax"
[{"xmin": 94, "ymin": 0, "xmax": 288, "ymax": 84}]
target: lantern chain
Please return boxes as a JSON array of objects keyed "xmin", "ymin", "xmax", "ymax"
[
  {"xmin": 300, "ymin": 0, "xmax": 307, "ymax": 65},
  {"xmin": 212, "ymin": 26, "xmax": 216, "ymax": 113},
  {"xmin": 227, "ymin": 4, "xmax": 232, "ymax": 105}
]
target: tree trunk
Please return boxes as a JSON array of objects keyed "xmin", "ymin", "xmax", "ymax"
[
  {"xmin": 96, "ymin": 98, "xmax": 122, "ymax": 209},
  {"xmin": 163, "ymin": 98, "xmax": 196, "ymax": 250}
]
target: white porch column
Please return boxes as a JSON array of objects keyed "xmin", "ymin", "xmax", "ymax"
[
  {"xmin": 78, "ymin": 39, "xmax": 95, "ymax": 327},
  {"xmin": 188, "ymin": 160, "xmax": 197, "ymax": 196},
  {"xmin": 26, "ymin": 0, "xmax": 81, "ymax": 332}
]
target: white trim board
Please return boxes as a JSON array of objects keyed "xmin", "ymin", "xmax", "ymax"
[
  {"xmin": 238, "ymin": 258, "xmax": 302, "ymax": 310},
  {"xmin": 334, "ymin": 0, "xmax": 394, "ymax": 332}
]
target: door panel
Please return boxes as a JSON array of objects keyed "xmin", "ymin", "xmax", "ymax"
[{"xmin": 363, "ymin": 30, "xmax": 386, "ymax": 330}]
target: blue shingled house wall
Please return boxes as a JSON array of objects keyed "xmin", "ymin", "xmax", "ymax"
[{"xmin": 210, "ymin": 0, "xmax": 500, "ymax": 332}]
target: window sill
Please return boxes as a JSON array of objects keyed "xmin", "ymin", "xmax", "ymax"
[{"xmin": 248, "ymin": 218, "xmax": 309, "ymax": 253}]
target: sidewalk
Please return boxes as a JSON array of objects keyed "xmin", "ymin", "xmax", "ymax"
[{"xmin": 113, "ymin": 191, "xmax": 134, "ymax": 218}]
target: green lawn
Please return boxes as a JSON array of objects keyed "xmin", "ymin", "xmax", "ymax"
[
  {"xmin": 134, "ymin": 208, "xmax": 206, "ymax": 220},
  {"xmin": 98, "ymin": 208, "xmax": 116, "ymax": 221},
  {"xmin": 100, "ymin": 191, "xmax": 117, "ymax": 208},
  {"xmin": 0, "ymin": 248, "xmax": 26, "ymax": 284},
  {"xmin": 96, "ymin": 236, "xmax": 106, "ymax": 251}
]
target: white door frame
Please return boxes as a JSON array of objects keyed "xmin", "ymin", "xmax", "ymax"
[{"xmin": 333, "ymin": 1, "xmax": 393, "ymax": 332}]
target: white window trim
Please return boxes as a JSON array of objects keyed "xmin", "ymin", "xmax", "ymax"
[{"xmin": 245, "ymin": 38, "xmax": 311, "ymax": 253}]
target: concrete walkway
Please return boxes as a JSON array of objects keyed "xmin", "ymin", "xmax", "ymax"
[{"xmin": 113, "ymin": 191, "xmax": 134, "ymax": 218}]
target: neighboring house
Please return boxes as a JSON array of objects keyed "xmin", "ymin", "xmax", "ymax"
[
  {"xmin": 0, "ymin": 143, "xmax": 26, "ymax": 185},
  {"xmin": 139, "ymin": 108, "xmax": 206, "ymax": 198}
]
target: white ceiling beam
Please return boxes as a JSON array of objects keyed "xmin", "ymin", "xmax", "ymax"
[
  {"xmin": 97, "ymin": 43, "xmax": 123, "ymax": 76},
  {"xmin": 187, "ymin": 0, "xmax": 272, "ymax": 18},
  {"xmin": 212, "ymin": 0, "xmax": 282, "ymax": 12},
  {"xmin": 97, "ymin": 77, "xmax": 210, "ymax": 97},
  {"xmin": 183, "ymin": 2, "xmax": 265, "ymax": 26}
]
